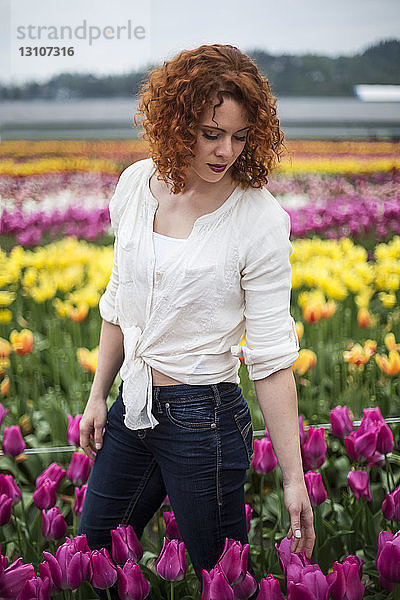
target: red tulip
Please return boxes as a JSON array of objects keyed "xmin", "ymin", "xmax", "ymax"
[
  {"xmin": 155, "ymin": 537, "xmax": 186, "ymax": 581},
  {"xmin": 33, "ymin": 478, "xmax": 58, "ymax": 510},
  {"xmin": 117, "ymin": 559, "xmax": 150, "ymax": 600},
  {"xmin": 330, "ymin": 406, "xmax": 353, "ymax": 438},
  {"xmin": 111, "ymin": 524, "xmax": 143, "ymax": 564},
  {"xmin": 251, "ymin": 437, "xmax": 277, "ymax": 473},
  {"xmin": 66, "ymin": 452, "xmax": 93, "ymax": 486},
  {"xmin": 42, "ymin": 507, "xmax": 68, "ymax": 541},
  {"xmin": 2, "ymin": 425, "xmax": 25, "ymax": 456},
  {"xmin": 347, "ymin": 470, "xmax": 372, "ymax": 501},
  {"xmin": 304, "ymin": 471, "xmax": 327, "ymax": 506}
]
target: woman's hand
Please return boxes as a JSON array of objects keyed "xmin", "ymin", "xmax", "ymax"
[
  {"xmin": 79, "ymin": 397, "xmax": 108, "ymax": 461},
  {"xmin": 283, "ymin": 480, "xmax": 315, "ymax": 560}
]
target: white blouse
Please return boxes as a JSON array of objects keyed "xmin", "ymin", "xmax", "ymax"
[{"xmin": 99, "ymin": 158, "xmax": 300, "ymax": 430}]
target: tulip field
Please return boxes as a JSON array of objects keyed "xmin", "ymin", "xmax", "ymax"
[{"xmin": 0, "ymin": 139, "xmax": 400, "ymax": 599}]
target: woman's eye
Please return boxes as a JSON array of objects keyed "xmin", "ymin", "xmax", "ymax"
[
  {"xmin": 202, "ymin": 132, "xmax": 218, "ymax": 140},
  {"xmin": 234, "ymin": 135, "xmax": 247, "ymax": 142}
]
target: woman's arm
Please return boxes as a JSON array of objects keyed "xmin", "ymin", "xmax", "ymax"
[
  {"xmin": 254, "ymin": 366, "xmax": 315, "ymax": 559},
  {"xmin": 79, "ymin": 319, "xmax": 124, "ymax": 460}
]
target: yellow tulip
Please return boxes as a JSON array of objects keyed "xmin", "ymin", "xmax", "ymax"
[{"xmin": 375, "ymin": 351, "xmax": 400, "ymax": 376}]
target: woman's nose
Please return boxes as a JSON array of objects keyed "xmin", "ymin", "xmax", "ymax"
[{"xmin": 215, "ymin": 137, "xmax": 233, "ymax": 158}]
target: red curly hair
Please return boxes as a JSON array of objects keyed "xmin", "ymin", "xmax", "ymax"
[{"xmin": 134, "ymin": 43, "xmax": 288, "ymax": 194}]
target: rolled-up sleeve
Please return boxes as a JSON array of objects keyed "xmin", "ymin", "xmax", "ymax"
[
  {"xmin": 98, "ymin": 233, "xmax": 120, "ymax": 325},
  {"xmin": 234, "ymin": 211, "xmax": 300, "ymax": 380}
]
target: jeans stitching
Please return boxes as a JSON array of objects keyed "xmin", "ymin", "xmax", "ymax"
[
  {"xmin": 120, "ymin": 457, "xmax": 159, "ymax": 525},
  {"xmin": 211, "ymin": 385, "xmax": 223, "ymax": 508}
]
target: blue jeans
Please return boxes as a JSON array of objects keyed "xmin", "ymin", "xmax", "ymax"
[{"xmin": 78, "ymin": 380, "xmax": 259, "ymax": 599}]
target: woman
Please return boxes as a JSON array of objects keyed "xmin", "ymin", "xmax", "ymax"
[{"xmin": 78, "ymin": 43, "xmax": 315, "ymax": 599}]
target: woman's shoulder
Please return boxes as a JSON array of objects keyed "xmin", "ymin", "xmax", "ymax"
[
  {"xmin": 238, "ymin": 183, "xmax": 290, "ymax": 234},
  {"xmin": 108, "ymin": 158, "xmax": 152, "ymax": 232}
]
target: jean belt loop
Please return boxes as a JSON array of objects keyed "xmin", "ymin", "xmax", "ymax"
[
  {"xmin": 210, "ymin": 384, "xmax": 221, "ymax": 408},
  {"xmin": 154, "ymin": 385, "xmax": 161, "ymax": 413}
]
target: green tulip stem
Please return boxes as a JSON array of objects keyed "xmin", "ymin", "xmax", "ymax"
[
  {"xmin": 11, "ymin": 512, "xmax": 24, "ymax": 554},
  {"xmin": 394, "ymin": 583, "xmax": 400, "ymax": 600},
  {"xmin": 259, "ymin": 473, "xmax": 265, "ymax": 574},
  {"xmin": 170, "ymin": 581, "xmax": 174, "ymax": 600},
  {"xmin": 384, "ymin": 454, "xmax": 396, "ymax": 494},
  {"xmin": 106, "ymin": 589, "xmax": 112, "ymax": 600},
  {"xmin": 72, "ymin": 509, "xmax": 77, "ymax": 536}
]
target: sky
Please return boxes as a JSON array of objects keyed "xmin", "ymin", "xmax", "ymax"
[{"xmin": 1, "ymin": 0, "xmax": 399, "ymax": 85}]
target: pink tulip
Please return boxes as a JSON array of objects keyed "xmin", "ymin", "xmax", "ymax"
[
  {"xmin": 367, "ymin": 451, "xmax": 385, "ymax": 468},
  {"xmin": 245, "ymin": 504, "xmax": 253, "ymax": 533},
  {"xmin": 15, "ymin": 575, "xmax": 51, "ymax": 600},
  {"xmin": 382, "ymin": 485, "xmax": 400, "ymax": 521},
  {"xmin": 251, "ymin": 437, "xmax": 277, "ymax": 473},
  {"xmin": 288, "ymin": 563, "xmax": 330, "ymax": 598},
  {"xmin": 304, "ymin": 472, "xmax": 327, "ymax": 506},
  {"xmin": 217, "ymin": 538, "xmax": 249, "ymax": 585},
  {"xmin": 163, "ymin": 511, "xmax": 181, "ymax": 540},
  {"xmin": 0, "ymin": 558, "xmax": 35, "ymax": 599},
  {"xmin": 66, "ymin": 534, "xmax": 91, "ymax": 554},
  {"xmin": 0, "ymin": 402, "xmax": 9, "ymax": 427},
  {"xmin": 274, "ymin": 535, "xmax": 310, "ymax": 584},
  {"xmin": 89, "ymin": 548, "xmax": 117, "ymax": 589},
  {"xmin": 33, "ymin": 478, "xmax": 58, "ymax": 510},
  {"xmin": 36, "ymin": 463, "xmax": 66, "ymax": 489},
  {"xmin": 41, "ymin": 552, "xmax": 62, "ymax": 592},
  {"xmin": 355, "ymin": 408, "xmax": 394, "ymax": 458},
  {"xmin": 0, "ymin": 474, "xmax": 21, "ymax": 505},
  {"xmin": 42, "ymin": 507, "xmax": 68, "ymax": 541},
  {"xmin": 326, "ymin": 555, "xmax": 364, "ymax": 600},
  {"xmin": 111, "ymin": 524, "xmax": 143, "ymax": 564},
  {"xmin": 0, "ymin": 493, "xmax": 12, "ymax": 526},
  {"xmin": 67, "ymin": 414, "xmax": 82, "ymax": 446},
  {"xmin": 2, "ymin": 425, "xmax": 25, "ymax": 456},
  {"xmin": 347, "ymin": 470, "xmax": 372, "ymax": 501},
  {"xmin": 231, "ymin": 570, "xmax": 257, "ymax": 599},
  {"xmin": 39, "ymin": 560, "xmax": 60, "ymax": 595},
  {"xmin": 301, "ymin": 427, "xmax": 327, "ymax": 470},
  {"xmin": 117, "ymin": 559, "xmax": 150, "ymax": 600},
  {"xmin": 298, "ymin": 416, "xmax": 306, "ymax": 446},
  {"xmin": 330, "ymin": 406, "xmax": 353, "ymax": 438},
  {"xmin": 256, "ymin": 574, "xmax": 286, "ymax": 599},
  {"xmin": 344, "ymin": 431, "xmax": 361, "ymax": 461},
  {"xmin": 202, "ymin": 563, "xmax": 234, "ymax": 600},
  {"xmin": 376, "ymin": 530, "xmax": 400, "ymax": 590},
  {"xmin": 74, "ymin": 484, "xmax": 87, "ymax": 515},
  {"xmin": 155, "ymin": 537, "xmax": 186, "ymax": 581},
  {"xmin": 66, "ymin": 452, "xmax": 93, "ymax": 486}
]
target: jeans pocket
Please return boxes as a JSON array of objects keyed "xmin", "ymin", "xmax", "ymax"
[
  {"xmin": 164, "ymin": 399, "xmax": 215, "ymax": 431},
  {"xmin": 233, "ymin": 404, "xmax": 254, "ymax": 463}
]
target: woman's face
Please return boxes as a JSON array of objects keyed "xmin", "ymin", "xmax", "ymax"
[{"xmin": 188, "ymin": 95, "xmax": 249, "ymax": 184}]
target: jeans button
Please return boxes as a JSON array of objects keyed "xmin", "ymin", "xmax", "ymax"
[
  {"xmin": 211, "ymin": 423, "xmax": 217, "ymax": 429},
  {"xmin": 165, "ymin": 402, "xmax": 170, "ymax": 408}
]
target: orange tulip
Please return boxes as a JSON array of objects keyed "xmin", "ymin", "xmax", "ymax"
[
  {"xmin": 384, "ymin": 333, "xmax": 400, "ymax": 352},
  {"xmin": 343, "ymin": 343, "xmax": 371, "ymax": 366},
  {"xmin": 357, "ymin": 308, "xmax": 373, "ymax": 328},
  {"xmin": 0, "ymin": 338, "xmax": 11, "ymax": 358},
  {"xmin": 303, "ymin": 302, "xmax": 324, "ymax": 323},
  {"xmin": 295, "ymin": 321, "xmax": 304, "ymax": 341},
  {"xmin": 0, "ymin": 376, "xmax": 10, "ymax": 396},
  {"xmin": 9, "ymin": 329, "xmax": 34, "ymax": 355},
  {"xmin": 375, "ymin": 351, "xmax": 400, "ymax": 376},
  {"xmin": 69, "ymin": 303, "xmax": 89, "ymax": 322},
  {"xmin": 77, "ymin": 347, "xmax": 98, "ymax": 374},
  {"xmin": 292, "ymin": 349, "xmax": 317, "ymax": 375}
]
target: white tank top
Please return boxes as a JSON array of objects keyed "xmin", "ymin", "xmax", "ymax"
[{"xmin": 153, "ymin": 231, "xmax": 187, "ymax": 268}]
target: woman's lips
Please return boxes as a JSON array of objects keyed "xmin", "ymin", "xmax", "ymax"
[{"xmin": 207, "ymin": 163, "xmax": 227, "ymax": 173}]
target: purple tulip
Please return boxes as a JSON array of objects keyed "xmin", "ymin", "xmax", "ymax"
[
  {"xmin": 376, "ymin": 530, "xmax": 400, "ymax": 589},
  {"xmin": 66, "ymin": 534, "xmax": 91, "ymax": 554},
  {"xmin": 0, "ymin": 474, "xmax": 21, "ymax": 506},
  {"xmin": 111, "ymin": 524, "xmax": 143, "ymax": 564},
  {"xmin": 251, "ymin": 437, "xmax": 278, "ymax": 473},
  {"xmin": 66, "ymin": 452, "xmax": 93, "ymax": 486},
  {"xmin": 42, "ymin": 507, "xmax": 68, "ymax": 541},
  {"xmin": 274, "ymin": 535, "xmax": 310, "ymax": 584},
  {"xmin": 217, "ymin": 538, "xmax": 249, "ymax": 586},
  {"xmin": 39, "ymin": 560, "xmax": 60, "ymax": 595},
  {"xmin": 74, "ymin": 484, "xmax": 87, "ymax": 515},
  {"xmin": 301, "ymin": 427, "xmax": 327, "ymax": 470},
  {"xmin": 41, "ymin": 552, "xmax": 62, "ymax": 592},
  {"xmin": 0, "ymin": 493, "xmax": 13, "ymax": 526},
  {"xmin": 2, "ymin": 425, "xmax": 26, "ymax": 456},
  {"xmin": 344, "ymin": 431, "xmax": 361, "ymax": 461},
  {"xmin": 202, "ymin": 563, "xmax": 234, "ymax": 600},
  {"xmin": 326, "ymin": 555, "xmax": 364, "ymax": 600},
  {"xmin": 287, "ymin": 563, "xmax": 330, "ymax": 599},
  {"xmin": 355, "ymin": 408, "xmax": 394, "ymax": 458},
  {"xmin": 347, "ymin": 470, "xmax": 372, "ymax": 501},
  {"xmin": 67, "ymin": 414, "xmax": 82, "ymax": 446},
  {"xmin": 117, "ymin": 559, "xmax": 150, "ymax": 600},
  {"xmin": 231, "ymin": 570, "xmax": 257, "ymax": 599},
  {"xmin": 298, "ymin": 417, "xmax": 306, "ymax": 446},
  {"xmin": 66, "ymin": 551, "xmax": 90, "ymax": 590},
  {"xmin": 382, "ymin": 485, "xmax": 400, "ymax": 521},
  {"xmin": 367, "ymin": 450, "xmax": 385, "ymax": 468},
  {"xmin": 245, "ymin": 504, "xmax": 253, "ymax": 533},
  {"xmin": 0, "ymin": 558, "xmax": 35, "ymax": 599},
  {"xmin": 163, "ymin": 511, "xmax": 181, "ymax": 540},
  {"xmin": 330, "ymin": 406, "xmax": 353, "ymax": 438},
  {"xmin": 89, "ymin": 548, "xmax": 118, "ymax": 589},
  {"xmin": 155, "ymin": 537, "xmax": 186, "ymax": 581},
  {"xmin": 36, "ymin": 463, "xmax": 66, "ymax": 489},
  {"xmin": 33, "ymin": 478, "xmax": 58, "ymax": 510},
  {"xmin": 304, "ymin": 472, "xmax": 327, "ymax": 506},
  {"xmin": 256, "ymin": 574, "xmax": 286, "ymax": 599},
  {"xmin": 0, "ymin": 402, "xmax": 9, "ymax": 427},
  {"xmin": 15, "ymin": 575, "xmax": 51, "ymax": 600}
]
